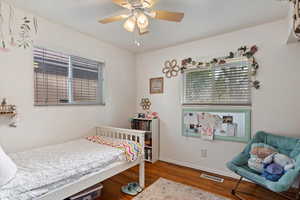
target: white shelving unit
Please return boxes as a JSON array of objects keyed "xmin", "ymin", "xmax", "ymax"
[{"xmin": 131, "ymin": 118, "xmax": 160, "ymax": 163}]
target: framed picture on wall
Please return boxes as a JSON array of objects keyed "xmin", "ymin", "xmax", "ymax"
[
  {"xmin": 150, "ymin": 77, "xmax": 164, "ymax": 94},
  {"xmin": 182, "ymin": 108, "xmax": 251, "ymax": 143}
]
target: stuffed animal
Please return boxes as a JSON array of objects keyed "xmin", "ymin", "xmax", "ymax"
[{"xmin": 247, "ymin": 143, "xmax": 277, "ymax": 173}]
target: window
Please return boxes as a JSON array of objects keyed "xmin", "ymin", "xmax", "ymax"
[
  {"xmin": 34, "ymin": 47, "xmax": 104, "ymax": 106},
  {"xmin": 182, "ymin": 59, "xmax": 251, "ymax": 105}
]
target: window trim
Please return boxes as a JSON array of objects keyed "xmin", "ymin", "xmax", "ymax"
[
  {"xmin": 33, "ymin": 46, "xmax": 106, "ymax": 107},
  {"xmin": 181, "ymin": 59, "xmax": 252, "ymax": 106}
]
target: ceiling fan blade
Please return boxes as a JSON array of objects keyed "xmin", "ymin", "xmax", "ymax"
[
  {"xmin": 112, "ymin": 0, "xmax": 132, "ymax": 9},
  {"xmin": 143, "ymin": 0, "xmax": 158, "ymax": 8},
  {"xmin": 99, "ymin": 15, "xmax": 129, "ymax": 24},
  {"xmin": 151, "ymin": 10, "xmax": 184, "ymax": 22}
]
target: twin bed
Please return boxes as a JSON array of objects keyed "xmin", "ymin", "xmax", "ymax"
[{"xmin": 0, "ymin": 126, "xmax": 146, "ymax": 200}]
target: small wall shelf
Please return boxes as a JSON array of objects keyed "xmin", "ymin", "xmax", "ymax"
[
  {"xmin": 0, "ymin": 98, "xmax": 17, "ymax": 127},
  {"xmin": 130, "ymin": 118, "xmax": 160, "ymax": 163}
]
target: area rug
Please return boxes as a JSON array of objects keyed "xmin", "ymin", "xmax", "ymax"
[{"xmin": 133, "ymin": 178, "xmax": 229, "ymax": 200}]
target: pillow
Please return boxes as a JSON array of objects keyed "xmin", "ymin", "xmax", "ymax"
[
  {"xmin": 0, "ymin": 145, "xmax": 17, "ymax": 187},
  {"xmin": 263, "ymin": 153, "xmax": 296, "ymax": 171},
  {"xmin": 248, "ymin": 157, "xmax": 264, "ymax": 173},
  {"xmin": 248, "ymin": 143, "xmax": 277, "ymax": 173},
  {"xmin": 250, "ymin": 143, "xmax": 277, "ymax": 159}
]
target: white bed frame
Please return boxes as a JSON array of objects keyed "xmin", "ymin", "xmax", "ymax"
[{"xmin": 37, "ymin": 126, "xmax": 146, "ymax": 200}]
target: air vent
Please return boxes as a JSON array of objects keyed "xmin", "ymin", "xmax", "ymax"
[{"xmin": 200, "ymin": 173, "xmax": 224, "ymax": 183}]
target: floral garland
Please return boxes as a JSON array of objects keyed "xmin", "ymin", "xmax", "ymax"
[{"xmin": 180, "ymin": 45, "xmax": 260, "ymax": 89}]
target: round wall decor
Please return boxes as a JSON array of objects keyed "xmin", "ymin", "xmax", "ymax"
[
  {"xmin": 140, "ymin": 98, "xmax": 151, "ymax": 110},
  {"xmin": 163, "ymin": 59, "xmax": 180, "ymax": 78}
]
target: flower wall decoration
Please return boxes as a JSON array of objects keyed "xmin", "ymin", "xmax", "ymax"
[
  {"xmin": 162, "ymin": 59, "xmax": 180, "ymax": 78},
  {"xmin": 181, "ymin": 45, "xmax": 261, "ymax": 89},
  {"xmin": 140, "ymin": 98, "xmax": 151, "ymax": 110}
]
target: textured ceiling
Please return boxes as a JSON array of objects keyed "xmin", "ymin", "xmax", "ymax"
[{"xmin": 13, "ymin": 0, "xmax": 289, "ymax": 53}]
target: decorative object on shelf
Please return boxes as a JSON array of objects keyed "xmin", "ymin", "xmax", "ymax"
[
  {"xmin": 145, "ymin": 112, "xmax": 159, "ymax": 120},
  {"xmin": 140, "ymin": 98, "xmax": 151, "ymax": 110},
  {"xmin": 0, "ymin": 98, "xmax": 18, "ymax": 127},
  {"xmin": 181, "ymin": 45, "xmax": 261, "ymax": 90},
  {"xmin": 182, "ymin": 108, "xmax": 251, "ymax": 143},
  {"xmin": 163, "ymin": 59, "xmax": 180, "ymax": 78},
  {"xmin": 150, "ymin": 77, "xmax": 164, "ymax": 94},
  {"xmin": 0, "ymin": 0, "xmax": 38, "ymax": 51},
  {"xmin": 138, "ymin": 113, "xmax": 146, "ymax": 118}
]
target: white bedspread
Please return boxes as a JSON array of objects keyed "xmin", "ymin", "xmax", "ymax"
[{"xmin": 0, "ymin": 139, "xmax": 124, "ymax": 200}]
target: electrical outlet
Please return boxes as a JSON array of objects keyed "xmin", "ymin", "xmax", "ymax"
[{"xmin": 201, "ymin": 149, "xmax": 207, "ymax": 158}]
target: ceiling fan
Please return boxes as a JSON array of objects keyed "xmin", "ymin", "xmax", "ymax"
[{"xmin": 99, "ymin": 0, "xmax": 185, "ymax": 35}]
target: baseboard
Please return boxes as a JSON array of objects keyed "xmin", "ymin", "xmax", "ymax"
[
  {"xmin": 159, "ymin": 157, "xmax": 299, "ymax": 188},
  {"xmin": 159, "ymin": 156, "xmax": 240, "ymax": 180}
]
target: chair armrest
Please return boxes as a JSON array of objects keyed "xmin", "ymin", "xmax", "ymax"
[{"xmin": 231, "ymin": 152, "xmax": 250, "ymax": 166}]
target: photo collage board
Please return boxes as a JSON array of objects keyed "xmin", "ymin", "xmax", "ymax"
[{"xmin": 182, "ymin": 108, "xmax": 251, "ymax": 143}]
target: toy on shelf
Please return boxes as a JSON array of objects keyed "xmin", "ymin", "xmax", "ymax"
[{"xmin": 145, "ymin": 112, "xmax": 159, "ymax": 120}]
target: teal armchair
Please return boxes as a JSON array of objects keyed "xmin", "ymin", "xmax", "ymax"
[{"xmin": 227, "ymin": 131, "xmax": 300, "ymax": 200}]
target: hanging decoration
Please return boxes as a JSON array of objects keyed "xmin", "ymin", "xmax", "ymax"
[
  {"xmin": 18, "ymin": 17, "xmax": 33, "ymax": 49},
  {"xmin": 0, "ymin": 0, "xmax": 38, "ymax": 51},
  {"xmin": 292, "ymin": 0, "xmax": 300, "ymax": 38},
  {"xmin": 8, "ymin": 4, "xmax": 15, "ymax": 46},
  {"xmin": 0, "ymin": 0, "xmax": 5, "ymax": 50},
  {"xmin": 180, "ymin": 45, "xmax": 261, "ymax": 89},
  {"xmin": 140, "ymin": 98, "xmax": 151, "ymax": 110},
  {"xmin": 162, "ymin": 59, "xmax": 180, "ymax": 78}
]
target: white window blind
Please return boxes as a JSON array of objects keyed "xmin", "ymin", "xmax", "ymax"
[
  {"xmin": 34, "ymin": 47, "xmax": 104, "ymax": 106},
  {"xmin": 183, "ymin": 60, "xmax": 251, "ymax": 105}
]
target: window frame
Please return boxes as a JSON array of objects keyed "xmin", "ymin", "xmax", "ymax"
[
  {"xmin": 181, "ymin": 58, "xmax": 252, "ymax": 106},
  {"xmin": 33, "ymin": 46, "xmax": 105, "ymax": 106}
]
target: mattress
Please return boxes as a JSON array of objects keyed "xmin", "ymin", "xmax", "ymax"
[{"xmin": 0, "ymin": 139, "xmax": 125, "ymax": 200}]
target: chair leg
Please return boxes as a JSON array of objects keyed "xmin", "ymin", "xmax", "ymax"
[
  {"xmin": 231, "ymin": 177, "xmax": 245, "ymax": 200},
  {"xmin": 296, "ymin": 180, "xmax": 300, "ymax": 200},
  {"xmin": 231, "ymin": 176, "xmax": 300, "ymax": 200}
]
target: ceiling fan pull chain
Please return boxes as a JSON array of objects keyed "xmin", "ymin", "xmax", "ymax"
[{"xmin": 133, "ymin": 28, "xmax": 142, "ymax": 46}]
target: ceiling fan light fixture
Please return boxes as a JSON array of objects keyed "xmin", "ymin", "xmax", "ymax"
[
  {"xmin": 137, "ymin": 13, "xmax": 149, "ymax": 29},
  {"xmin": 123, "ymin": 16, "xmax": 136, "ymax": 32}
]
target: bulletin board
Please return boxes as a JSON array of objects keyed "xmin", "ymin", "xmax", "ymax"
[{"xmin": 182, "ymin": 108, "xmax": 251, "ymax": 143}]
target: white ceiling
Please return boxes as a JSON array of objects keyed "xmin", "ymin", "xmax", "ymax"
[{"xmin": 13, "ymin": 0, "xmax": 289, "ymax": 53}]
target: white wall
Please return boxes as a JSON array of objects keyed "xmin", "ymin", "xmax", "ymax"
[
  {"xmin": 136, "ymin": 20, "xmax": 300, "ymax": 177},
  {"xmin": 0, "ymin": 4, "xmax": 136, "ymax": 152}
]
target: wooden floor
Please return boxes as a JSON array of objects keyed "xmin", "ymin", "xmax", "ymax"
[{"xmin": 98, "ymin": 161, "xmax": 296, "ymax": 200}]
